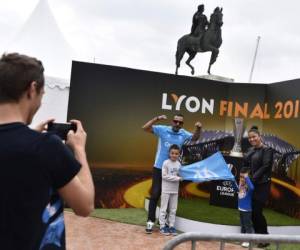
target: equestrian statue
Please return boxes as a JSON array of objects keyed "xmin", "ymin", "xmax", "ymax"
[{"xmin": 175, "ymin": 5, "xmax": 223, "ymax": 75}]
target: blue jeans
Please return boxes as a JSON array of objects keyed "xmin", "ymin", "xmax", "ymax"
[{"xmin": 239, "ymin": 211, "xmax": 254, "ymax": 234}]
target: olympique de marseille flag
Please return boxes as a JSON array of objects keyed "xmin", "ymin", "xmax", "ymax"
[{"xmin": 179, "ymin": 152, "xmax": 235, "ymax": 182}]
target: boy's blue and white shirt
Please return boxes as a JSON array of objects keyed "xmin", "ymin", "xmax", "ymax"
[
  {"xmin": 152, "ymin": 125, "xmax": 192, "ymax": 169},
  {"xmin": 238, "ymin": 176, "xmax": 254, "ymax": 212}
]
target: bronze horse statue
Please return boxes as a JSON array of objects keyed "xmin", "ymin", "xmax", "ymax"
[{"xmin": 175, "ymin": 7, "xmax": 223, "ymax": 75}]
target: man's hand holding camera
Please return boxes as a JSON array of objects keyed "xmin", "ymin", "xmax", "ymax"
[
  {"xmin": 66, "ymin": 120, "xmax": 87, "ymax": 152},
  {"xmin": 34, "ymin": 118, "xmax": 55, "ymax": 132}
]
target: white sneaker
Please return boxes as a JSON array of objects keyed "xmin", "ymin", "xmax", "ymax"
[
  {"xmin": 241, "ymin": 242, "xmax": 250, "ymax": 248},
  {"xmin": 145, "ymin": 221, "xmax": 154, "ymax": 234}
]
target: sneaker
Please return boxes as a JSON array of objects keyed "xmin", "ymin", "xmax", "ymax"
[
  {"xmin": 160, "ymin": 226, "xmax": 170, "ymax": 236},
  {"xmin": 145, "ymin": 221, "xmax": 154, "ymax": 234},
  {"xmin": 168, "ymin": 227, "xmax": 178, "ymax": 236},
  {"xmin": 241, "ymin": 242, "xmax": 250, "ymax": 248}
]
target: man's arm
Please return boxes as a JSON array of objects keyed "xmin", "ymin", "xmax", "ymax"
[
  {"xmin": 142, "ymin": 115, "xmax": 167, "ymax": 133},
  {"xmin": 58, "ymin": 120, "xmax": 95, "ymax": 217},
  {"xmin": 191, "ymin": 121, "xmax": 202, "ymax": 141},
  {"xmin": 191, "ymin": 13, "xmax": 197, "ymax": 33},
  {"xmin": 204, "ymin": 16, "xmax": 209, "ymax": 27}
]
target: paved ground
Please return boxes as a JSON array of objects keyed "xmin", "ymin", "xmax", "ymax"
[{"xmin": 65, "ymin": 212, "xmax": 255, "ymax": 250}]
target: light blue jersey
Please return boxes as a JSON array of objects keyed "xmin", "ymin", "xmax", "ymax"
[{"xmin": 152, "ymin": 125, "xmax": 192, "ymax": 169}]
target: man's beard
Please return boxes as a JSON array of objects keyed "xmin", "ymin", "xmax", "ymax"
[{"xmin": 172, "ymin": 126, "xmax": 180, "ymax": 132}]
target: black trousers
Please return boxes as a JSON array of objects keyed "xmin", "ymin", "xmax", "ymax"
[
  {"xmin": 252, "ymin": 199, "xmax": 268, "ymax": 234},
  {"xmin": 147, "ymin": 167, "xmax": 162, "ymax": 222}
]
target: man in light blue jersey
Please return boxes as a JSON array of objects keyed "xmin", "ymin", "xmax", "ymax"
[{"xmin": 142, "ymin": 114, "xmax": 202, "ymax": 233}]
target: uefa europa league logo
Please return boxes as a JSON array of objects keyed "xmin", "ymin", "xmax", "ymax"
[{"xmin": 230, "ymin": 118, "xmax": 245, "ymax": 157}]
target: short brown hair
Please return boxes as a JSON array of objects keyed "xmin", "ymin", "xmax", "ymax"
[
  {"xmin": 240, "ymin": 167, "xmax": 250, "ymax": 174},
  {"xmin": 0, "ymin": 53, "xmax": 44, "ymax": 103},
  {"xmin": 169, "ymin": 144, "xmax": 180, "ymax": 152}
]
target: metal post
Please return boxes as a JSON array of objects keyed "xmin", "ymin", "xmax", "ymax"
[
  {"xmin": 220, "ymin": 241, "xmax": 225, "ymax": 250},
  {"xmin": 249, "ymin": 242, "xmax": 254, "ymax": 250},
  {"xmin": 191, "ymin": 240, "xmax": 196, "ymax": 250},
  {"xmin": 248, "ymin": 36, "xmax": 261, "ymax": 83}
]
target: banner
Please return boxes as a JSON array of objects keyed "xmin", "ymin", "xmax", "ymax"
[
  {"xmin": 180, "ymin": 152, "xmax": 235, "ymax": 183},
  {"xmin": 68, "ymin": 61, "xmax": 300, "ymax": 218}
]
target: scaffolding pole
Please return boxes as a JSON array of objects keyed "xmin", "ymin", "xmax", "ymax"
[{"xmin": 248, "ymin": 36, "xmax": 261, "ymax": 83}]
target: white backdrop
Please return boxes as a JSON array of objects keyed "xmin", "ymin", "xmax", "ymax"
[{"xmin": 31, "ymin": 76, "xmax": 70, "ymax": 126}]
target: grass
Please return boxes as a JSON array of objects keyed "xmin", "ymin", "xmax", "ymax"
[
  {"xmin": 66, "ymin": 197, "xmax": 300, "ymax": 227},
  {"xmin": 176, "ymin": 198, "xmax": 300, "ymax": 226},
  {"xmin": 90, "ymin": 208, "xmax": 147, "ymax": 226}
]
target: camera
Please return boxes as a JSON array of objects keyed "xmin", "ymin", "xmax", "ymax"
[{"xmin": 47, "ymin": 122, "xmax": 77, "ymax": 140}]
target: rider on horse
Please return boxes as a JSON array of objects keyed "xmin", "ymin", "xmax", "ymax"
[
  {"xmin": 190, "ymin": 4, "xmax": 209, "ymax": 51},
  {"xmin": 175, "ymin": 5, "xmax": 223, "ymax": 75},
  {"xmin": 191, "ymin": 4, "xmax": 209, "ymax": 37}
]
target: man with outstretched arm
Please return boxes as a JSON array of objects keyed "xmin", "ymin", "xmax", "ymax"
[
  {"xmin": 0, "ymin": 53, "xmax": 94, "ymax": 250},
  {"xmin": 142, "ymin": 114, "xmax": 201, "ymax": 233}
]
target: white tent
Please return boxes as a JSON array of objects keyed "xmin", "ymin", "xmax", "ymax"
[
  {"xmin": 7, "ymin": 0, "xmax": 74, "ymax": 79},
  {"xmin": 5, "ymin": 0, "xmax": 74, "ymax": 125},
  {"xmin": 33, "ymin": 76, "xmax": 70, "ymax": 126}
]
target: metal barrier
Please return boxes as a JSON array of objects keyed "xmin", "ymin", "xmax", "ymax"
[{"xmin": 163, "ymin": 232, "xmax": 300, "ymax": 250}]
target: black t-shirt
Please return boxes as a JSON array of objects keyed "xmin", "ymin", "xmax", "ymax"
[{"xmin": 0, "ymin": 123, "xmax": 81, "ymax": 250}]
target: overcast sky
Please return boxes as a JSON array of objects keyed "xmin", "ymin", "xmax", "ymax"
[{"xmin": 0, "ymin": 0, "xmax": 299, "ymax": 83}]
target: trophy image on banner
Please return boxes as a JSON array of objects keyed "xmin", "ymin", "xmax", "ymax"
[{"xmin": 230, "ymin": 118, "xmax": 245, "ymax": 157}]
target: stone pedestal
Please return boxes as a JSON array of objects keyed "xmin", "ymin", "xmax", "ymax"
[{"xmin": 196, "ymin": 74, "xmax": 234, "ymax": 83}]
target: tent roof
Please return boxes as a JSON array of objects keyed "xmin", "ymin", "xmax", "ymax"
[
  {"xmin": 6, "ymin": 0, "xmax": 74, "ymax": 83},
  {"xmin": 45, "ymin": 76, "xmax": 69, "ymax": 89}
]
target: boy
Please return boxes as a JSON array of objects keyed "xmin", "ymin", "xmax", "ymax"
[
  {"xmin": 238, "ymin": 167, "xmax": 255, "ymax": 248},
  {"xmin": 159, "ymin": 144, "xmax": 182, "ymax": 236}
]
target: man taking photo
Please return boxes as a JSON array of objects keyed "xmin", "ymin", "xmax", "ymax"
[{"xmin": 0, "ymin": 53, "xmax": 95, "ymax": 250}]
